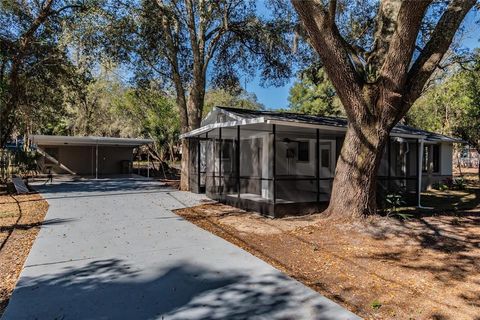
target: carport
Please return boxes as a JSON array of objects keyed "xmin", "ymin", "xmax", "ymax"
[{"xmin": 31, "ymin": 135, "xmax": 153, "ymax": 178}]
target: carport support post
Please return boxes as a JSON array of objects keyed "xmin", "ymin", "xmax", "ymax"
[{"xmin": 95, "ymin": 141, "xmax": 99, "ymax": 179}]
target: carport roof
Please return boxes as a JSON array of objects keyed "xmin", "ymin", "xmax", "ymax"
[{"xmin": 31, "ymin": 135, "xmax": 153, "ymax": 147}]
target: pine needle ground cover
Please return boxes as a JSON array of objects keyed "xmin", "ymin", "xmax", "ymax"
[
  {"xmin": 175, "ymin": 173, "xmax": 480, "ymax": 319},
  {"xmin": 0, "ymin": 193, "xmax": 48, "ymax": 316}
]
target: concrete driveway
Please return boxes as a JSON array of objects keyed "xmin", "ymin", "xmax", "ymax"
[{"xmin": 2, "ymin": 177, "xmax": 359, "ymax": 320}]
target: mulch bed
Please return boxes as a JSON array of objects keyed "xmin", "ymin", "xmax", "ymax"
[
  {"xmin": 175, "ymin": 178, "xmax": 480, "ymax": 319},
  {"xmin": 0, "ymin": 193, "xmax": 49, "ymax": 316}
]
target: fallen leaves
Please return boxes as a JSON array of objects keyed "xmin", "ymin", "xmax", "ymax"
[
  {"xmin": 175, "ymin": 199, "xmax": 480, "ymax": 320},
  {"xmin": 0, "ymin": 193, "xmax": 48, "ymax": 316}
]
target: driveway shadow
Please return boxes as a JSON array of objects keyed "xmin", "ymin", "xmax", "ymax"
[{"xmin": 3, "ymin": 259, "xmax": 338, "ymax": 320}]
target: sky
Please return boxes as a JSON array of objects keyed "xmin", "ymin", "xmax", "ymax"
[{"xmin": 250, "ymin": 8, "xmax": 480, "ymax": 111}]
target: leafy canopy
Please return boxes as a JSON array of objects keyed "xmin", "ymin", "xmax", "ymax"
[
  {"xmin": 288, "ymin": 66, "xmax": 342, "ymax": 116},
  {"xmin": 407, "ymin": 51, "xmax": 480, "ymax": 149}
]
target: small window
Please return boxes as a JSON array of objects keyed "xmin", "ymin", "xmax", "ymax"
[
  {"xmin": 432, "ymin": 144, "xmax": 440, "ymax": 173},
  {"xmin": 221, "ymin": 141, "xmax": 231, "ymax": 160},
  {"xmin": 321, "ymin": 149, "xmax": 330, "ymax": 168},
  {"xmin": 422, "ymin": 146, "xmax": 429, "ymax": 172},
  {"xmin": 423, "ymin": 145, "xmax": 440, "ymax": 173},
  {"xmin": 297, "ymin": 141, "xmax": 309, "ymax": 162}
]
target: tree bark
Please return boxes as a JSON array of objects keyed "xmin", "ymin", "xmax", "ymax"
[
  {"xmin": 292, "ymin": 0, "xmax": 475, "ymax": 217},
  {"xmin": 179, "ymin": 79, "xmax": 205, "ymax": 191},
  {"xmin": 326, "ymin": 122, "xmax": 389, "ymax": 218}
]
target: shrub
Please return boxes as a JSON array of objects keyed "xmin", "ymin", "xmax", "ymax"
[{"xmin": 384, "ymin": 191, "xmax": 406, "ymax": 217}]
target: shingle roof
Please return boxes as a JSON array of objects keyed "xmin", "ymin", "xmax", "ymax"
[{"xmin": 218, "ymin": 106, "xmax": 463, "ymax": 143}]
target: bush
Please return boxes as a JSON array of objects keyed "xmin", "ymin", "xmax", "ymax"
[
  {"xmin": 432, "ymin": 177, "xmax": 467, "ymax": 191},
  {"xmin": 384, "ymin": 191, "xmax": 406, "ymax": 217}
]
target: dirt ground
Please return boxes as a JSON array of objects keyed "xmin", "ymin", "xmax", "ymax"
[
  {"xmin": 0, "ymin": 193, "xmax": 49, "ymax": 316},
  {"xmin": 175, "ymin": 171, "xmax": 480, "ymax": 320}
]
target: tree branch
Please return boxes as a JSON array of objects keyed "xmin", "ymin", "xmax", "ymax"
[
  {"xmin": 406, "ymin": 0, "xmax": 476, "ymax": 105},
  {"xmin": 366, "ymin": 0, "xmax": 403, "ymax": 69},
  {"xmin": 204, "ymin": 3, "xmax": 231, "ymax": 71},
  {"xmin": 379, "ymin": 1, "xmax": 432, "ymax": 92},
  {"xmin": 291, "ymin": 0, "xmax": 365, "ymax": 120},
  {"xmin": 51, "ymin": 3, "xmax": 85, "ymax": 15},
  {"xmin": 328, "ymin": 0, "xmax": 337, "ymax": 26}
]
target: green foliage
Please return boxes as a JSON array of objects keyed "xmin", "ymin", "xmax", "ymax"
[
  {"xmin": 432, "ymin": 181, "xmax": 449, "ymax": 191},
  {"xmin": 0, "ymin": 0, "xmax": 87, "ymax": 146},
  {"xmin": 14, "ymin": 150, "xmax": 41, "ymax": 176},
  {"xmin": 61, "ymin": 65, "xmax": 141, "ymax": 137},
  {"xmin": 371, "ymin": 300, "xmax": 382, "ymax": 310},
  {"xmin": 384, "ymin": 192, "xmax": 406, "ymax": 216},
  {"xmin": 406, "ymin": 73, "xmax": 468, "ymax": 136},
  {"xmin": 288, "ymin": 67, "xmax": 343, "ymax": 116},
  {"xmin": 407, "ymin": 51, "xmax": 480, "ymax": 152},
  {"xmin": 112, "ymin": 88, "xmax": 180, "ymax": 162},
  {"xmin": 87, "ymin": 0, "xmax": 296, "ymax": 126},
  {"xmin": 203, "ymin": 88, "xmax": 264, "ymax": 116},
  {"xmin": 432, "ymin": 177, "xmax": 467, "ymax": 191}
]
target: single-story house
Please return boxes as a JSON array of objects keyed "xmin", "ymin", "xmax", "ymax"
[
  {"xmin": 31, "ymin": 135, "xmax": 153, "ymax": 177},
  {"xmin": 181, "ymin": 107, "xmax": 463, "ymax": 217}
]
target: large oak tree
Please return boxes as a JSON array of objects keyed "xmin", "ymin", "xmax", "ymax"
[
  {"xmin": 100, "ymin": 0, "xmax": 295, "ymax": 190},
  {"xmin": 0, "ymin": 0, "xmax": 85, "ymax": 147},
  {"xmin": 291, "ymin": 0, "xmax": 477, "ymax": 218}
]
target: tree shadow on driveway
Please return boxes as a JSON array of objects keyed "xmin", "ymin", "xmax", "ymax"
[{"xmin": 3, "ymin": 258, "xmax": 341, "ymax": 320}]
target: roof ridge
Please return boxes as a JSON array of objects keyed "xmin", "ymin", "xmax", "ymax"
[
  {"xmin": 214, "ymin": 106, "xmax": 463, "ymax": 143},
  {"xmin": 216, "ymin": 106, "xmax": 348, "ymax": 120}
]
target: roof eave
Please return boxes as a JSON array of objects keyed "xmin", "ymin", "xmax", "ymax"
[
  {"xmin": 180, "ymin": 117, "xmax": 267, "ymax": 138},
  {"xmin": 31, "ymin": 135, "xmax": 154, "ymax": 147}
]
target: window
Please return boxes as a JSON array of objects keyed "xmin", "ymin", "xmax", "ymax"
[
  {"xmin": 221, "ymin": 141, "xmax": 231, "ymax": 160},
  {"xmin": 432, "ymin": 144, "xmax": 440, "ymax": 173},
  {"xmin": 423, "ymin": 145, "xmax": 440, "ymax": 173},
  {"xmin": 422, "ymin": 146, "xmax": 429, "ymax": 172},
  {"xmin": 321, "ymin": 149, "xmax": 330, "ymax": 168},
  {"xmin": 297, "ymin": 141, "xmax": 309, "ymax": 162}
]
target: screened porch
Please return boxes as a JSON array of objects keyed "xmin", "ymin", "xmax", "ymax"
[{"xmin": 188, "ymin": 122, "xmax": 421, "ymax": 217}]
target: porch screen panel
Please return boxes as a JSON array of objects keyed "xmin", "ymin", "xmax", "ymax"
[
  {"xmin": 205, "ymin": 129, "xmax": 220, "ymax": 200},
  {"xmin": 377, "ymin": 138, "xmax": 418, "ymax": 206},
  {"xmin": 199, "ymin": 139, "xmax": 207, "ymax": 187},
  {"xmin": 274, "ymin": 125, "xmax": 318, "ymax": 203},
  {"xmin": 188, "ymin": 138, "xmax": 199, "ymax": 192},
  {"xmin": 238, "ymin": 124, "xmax": 273, "ymax": 203},
  {"xmin": 220, "ymin": 127, "xmax": 239, "ymax": 199}
]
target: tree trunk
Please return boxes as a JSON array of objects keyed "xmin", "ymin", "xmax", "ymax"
[
  {"xmin": 180, "ymin": 139, "xmax": 190, "ymax": 189},
  {"xmin": 179, "ymin": 79, "xmax": 204, "ymax": 191},
  {"xmin": 325, "ymin": 123, "xmax": 390, "ymax": 218}
]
